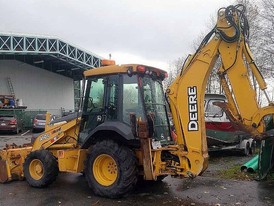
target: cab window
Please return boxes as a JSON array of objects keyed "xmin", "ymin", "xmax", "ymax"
[
  {"xmin": 122, "ymin": 75, "xmax": 145, "ymax": 124},
  {"xmin": 84, "ymin": 77, "xmax": 105, "ymax": 113}
]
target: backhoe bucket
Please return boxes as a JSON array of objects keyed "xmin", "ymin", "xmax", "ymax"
[{"xmin": 0, "ymin": 144, "xmax": 32, "ymax": 183}]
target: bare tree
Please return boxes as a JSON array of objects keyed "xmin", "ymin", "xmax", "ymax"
[
  {"xmin": 258, "ymin": 0, "xmax": 274, "ymax": 76},
  {"xmin": 168, "ymin": 2, "xmax": 260, "ymax": 87},
  {"xmin": 165, "ymin": 6, "xmax": 228, "ymax": 93},
  {"xmin": 235, "ymin": 1, "xmax": 269, "ymax": 74},
  {"xmin": 163, "ymin": 56, "xmax": 186, "ymax": 89},
  {"xmin": 234, "ymin": 0, "xmax": 274, "ymax": 105},
  {"xmin": 166, "ymin": 1, "xmax": 274, "ymax": 97}
]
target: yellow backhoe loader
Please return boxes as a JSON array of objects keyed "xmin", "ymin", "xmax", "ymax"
[{"xmin": 0, "ymin": 4, "xmax": 273, "ymax": 198}]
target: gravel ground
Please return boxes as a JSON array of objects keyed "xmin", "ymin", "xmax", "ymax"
[
  {"xmin": 205, "ymin": 151, "xmax": 253, "ymax": 177},
  {"xmin": 0, "ymin": 130, "xmax": 32, "ymax": 149}
]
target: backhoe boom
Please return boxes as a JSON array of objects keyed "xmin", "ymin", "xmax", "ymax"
[{"xmin": 167, "ymin": 4, "xmax": 274, "ymax": 176}]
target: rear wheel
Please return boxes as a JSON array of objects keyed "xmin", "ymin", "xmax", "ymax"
[
  {"xmin": 23, "ymin": 150, "xmax": 58, "ymax": 187},
  {"xmin": 85, "ymin": 140, "xmax": 138, "ymax": 198}
]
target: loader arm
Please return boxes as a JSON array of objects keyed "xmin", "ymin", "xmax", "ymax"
[
  {"xmin": 167, "ymin": 4, "xmax": 274, "ymax": 175},
  {"xmin": 0, "ymin": 112, "xmax": 82, "ymax": 183}
]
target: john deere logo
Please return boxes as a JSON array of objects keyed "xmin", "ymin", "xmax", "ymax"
[{"xmin": 187, "ymin": 86, "xmax": 198, "ymax": 131}]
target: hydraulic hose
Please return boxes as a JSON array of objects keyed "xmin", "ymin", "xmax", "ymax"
[
  {"xmin": 218, "ymin": 5, "xmax": 240, "ymax": 43},
  {"xmin": 217, "ymin": 4, "xmax": 249, "ymax": 43}
]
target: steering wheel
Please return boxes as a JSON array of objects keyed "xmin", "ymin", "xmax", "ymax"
[{"xmin": 88, "ymin": 97, "xmax": 96, "ymax": 111}]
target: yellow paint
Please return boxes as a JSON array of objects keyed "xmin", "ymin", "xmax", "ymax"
[
  {"xmin": 93, "ymin": 154, "xmax": 118, "ymax": 186},
  {"xmin": 29, "ymin": 159, "xmax": 44, "ymax": 180},
  {"xmin": 0, "ymin": 146, "xmax": 32, "ymax": 182},
  {"xmin": 58, "ymin": 149, "xmax": 87, "ymax": 173}
]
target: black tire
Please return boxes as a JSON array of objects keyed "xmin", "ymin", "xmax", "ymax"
[
  {"xmin": 85, "ymin": 140, "xmax": 138, "ymax": 198},
  {"xmin": 243, "ymin": 142, "xmax": 251, "ymax": 156},
  {"xmin": 32, "ymin": 128, "xmax": 38, "ymax": 133},
  {"xmin": 156, "ymin": 175, "xmax": 167, "ymax": 181},
  {"xmin": 138, "ymin": 175, "xmax": 167, "ymax": 185},
  {"xmin": 13, "ymin": 127, "xmax": 19, "ymax": 134},
  {"xmin": 23, "ymin": 150, "xmax": 58, "ymax": 188}
]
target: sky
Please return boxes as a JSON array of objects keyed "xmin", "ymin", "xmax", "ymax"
[{"xmin": 0, "ymin": 0, "xmax": 233, "ymax": 71}]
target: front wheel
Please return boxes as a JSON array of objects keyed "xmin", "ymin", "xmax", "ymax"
[
  {"xmin": 23, "ymin": 150, "xmax": 58, "ymax": 187},
  {"xmin": 85, "ymin": 140, "xmax": 138, "ymax": 198}
]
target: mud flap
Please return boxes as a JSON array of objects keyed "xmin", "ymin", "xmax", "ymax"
[
  {"xmin": 137, "ymin": 120, "xmax": 155, "ymax": 181},
  {"xmin": 0, "ymin": 160, "xmax": 8, "ymax": 183},
  {"xmin": 258, "ymin": 137, "xmax": 274, "ymax": 180},
  {"xmin": 140, "ymin": 138, "xmax": 154, "ymax": 180}
]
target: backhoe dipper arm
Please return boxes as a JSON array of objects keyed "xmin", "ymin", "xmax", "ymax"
[{"xmin": 167, "ymin": 4, "xmax": 274, "ymax": 176}]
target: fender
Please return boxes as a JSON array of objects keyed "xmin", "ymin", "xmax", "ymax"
[{"xmin": 81, "ymin": 121, "xmax": 136, "ymax": 149}]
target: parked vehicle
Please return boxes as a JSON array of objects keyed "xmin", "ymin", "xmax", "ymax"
[
  {"xmin": 32, "ymin": 114, "xmax": 55, "ymax": 133},
  {"xmin": 169, "ymin": 94, "xmax": 256, "ymax": 155},
  {"xmin": 0, "ymin": 114, "xmax": 22, "ymax": 134},
  {"xmin": 205, "ymin": 94, "xmax": 255, "ymax": 155}
]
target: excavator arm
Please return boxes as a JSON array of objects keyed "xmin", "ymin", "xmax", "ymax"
[{"xmin": 167, "ymin": 4, "xmax": 274, "ymax": 175}]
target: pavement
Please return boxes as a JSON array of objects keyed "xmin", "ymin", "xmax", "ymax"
[
  {"xmin": 0, "ymin": 130, "xmax": 32, "ymax": 149},
  {"xmin": 1, "ymin": 133, "xmax": 274, "ymax": 206}
]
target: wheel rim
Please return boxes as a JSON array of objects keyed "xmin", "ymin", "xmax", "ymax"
[
  {"xmin": 29, "ymin": 159, "xmax": 44, "ymax": 180},
  {"xmin": 93, "ymin": 154, "xmax": 118, "ymax": 186}
]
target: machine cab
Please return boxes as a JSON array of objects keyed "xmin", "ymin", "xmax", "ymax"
[{"xmin": 80, "ymin": 64, "xmax": 171, "ymax": 147}]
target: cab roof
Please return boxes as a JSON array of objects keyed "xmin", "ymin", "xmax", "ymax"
[{"xmin": 84, "ymin": 64, "xmax": 167, "ymax": 77}]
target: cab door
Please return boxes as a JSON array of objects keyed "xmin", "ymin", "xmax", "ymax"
[{"xmin": 82, "ymin": 77, "xmax": 107, "ymax": 132}]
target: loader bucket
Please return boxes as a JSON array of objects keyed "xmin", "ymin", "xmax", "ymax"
[
  {"xmin": 0, "ymin": 144, "xmax": 32, "ymax": 182},
  {"xmin": 0, "ymin": 159, "xmax": 8, "ymax": 183}
]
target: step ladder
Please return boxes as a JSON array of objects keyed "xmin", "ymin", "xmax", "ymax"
[{"xmin": 7, "ymin": 77, "xmax": 15, "ymax": 96}]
